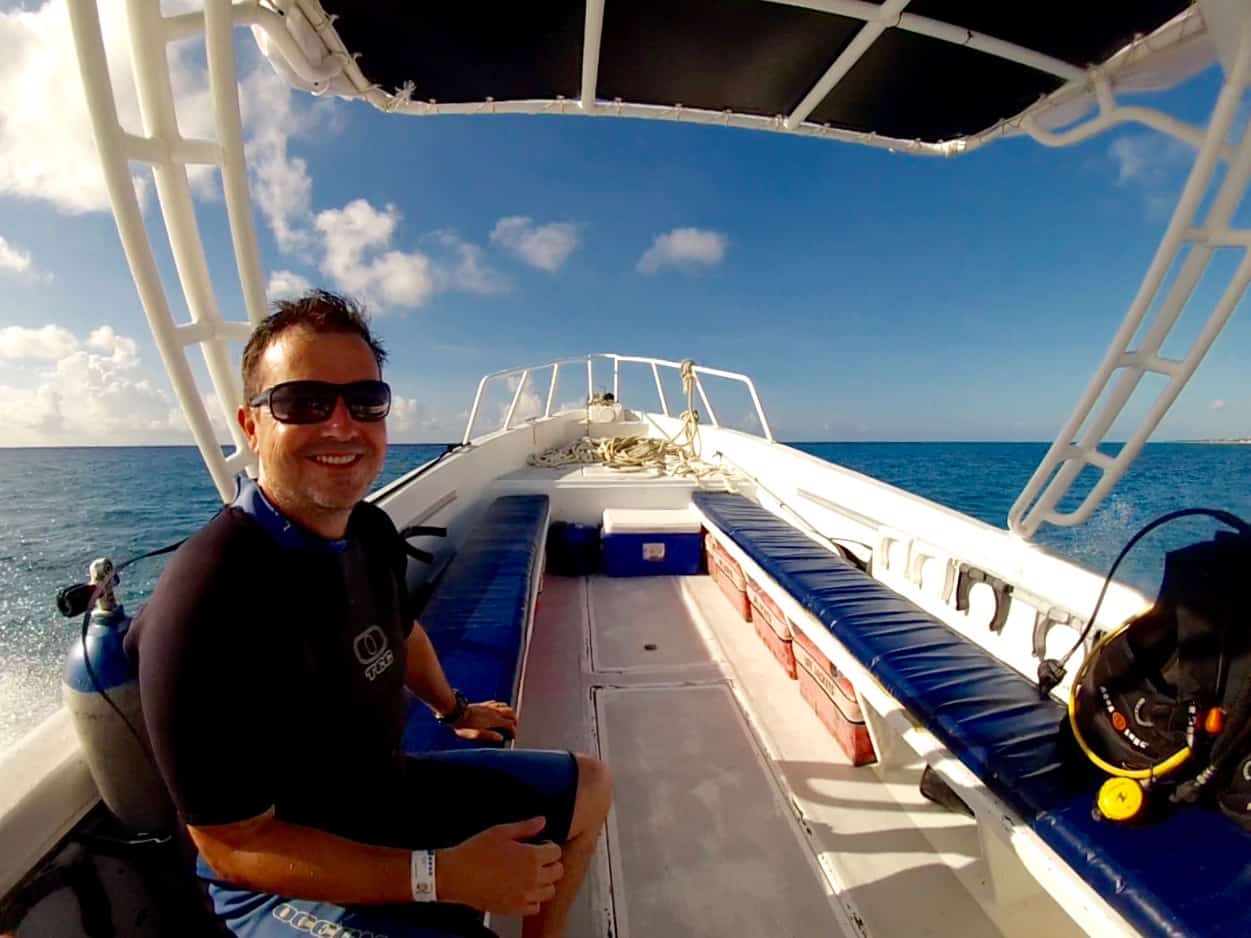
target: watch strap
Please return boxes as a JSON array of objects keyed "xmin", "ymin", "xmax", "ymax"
[{"xmin": 436, "ymin": 689, "xmax": 468, "ymax": 725}]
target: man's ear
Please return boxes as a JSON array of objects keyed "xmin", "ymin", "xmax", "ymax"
[{"xmin": 237, "ymin": 404, "xmax": 259, "ymax": 452}]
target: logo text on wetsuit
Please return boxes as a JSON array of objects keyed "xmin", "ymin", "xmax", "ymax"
[
  {"xmin": 272, "ymin": 901, "xmax": 391, "ymax": 937},
  {"xmin": 352, "ymin": 625, "xmax": 394, "ymax": 682}
]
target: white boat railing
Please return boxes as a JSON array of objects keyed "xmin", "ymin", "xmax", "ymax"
[{"xmin": 461, "ymin": 353, "xmax": 774, "ymax": 445}]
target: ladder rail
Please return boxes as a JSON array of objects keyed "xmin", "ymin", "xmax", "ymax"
[
  {"xmin": 68, "ymin": 0, "xmax": 266, "ymax": 500},
  {"xmin": 1009, "ymin": 22, "xmax": 1251, "ymax": 537}
]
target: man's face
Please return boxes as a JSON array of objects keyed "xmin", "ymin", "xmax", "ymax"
[{"xmin": 237, "ymin": 327, "xmax": 387, "ymax": 521}]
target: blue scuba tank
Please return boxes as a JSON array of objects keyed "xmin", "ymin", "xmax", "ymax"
[{"xmin": 62, "ymin": 558, "xmax": 174, "ymax": 834}]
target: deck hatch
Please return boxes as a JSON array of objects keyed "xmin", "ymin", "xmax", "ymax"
[{"xmin": 595, "ymin": 683, "xmax": 841, "ymax": 937}]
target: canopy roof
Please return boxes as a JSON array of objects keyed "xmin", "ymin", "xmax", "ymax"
[{"xmin": 280, "ymin": 0, "xmax": 1209, "ymax": 154}]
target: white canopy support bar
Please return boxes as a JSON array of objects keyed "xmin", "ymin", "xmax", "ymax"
[
  {"xmin": 1010, "ymin": 21, "xmax": 1251, "ymax": 538},
  {"xmin": 580, "ymin": 0, "xmax": 605, "ymax": 111},
  {"xmin": 279, "ymin": 0, "xmax": 1203, "ymax": 159},
  {"xmin": 69, "ymin": 0, "xmax": 272, "ymax": 500},
  {"xmin": 783, "ymin": 0, "xmax": 912, "ymax": 132},
  {"xmin": 462, "ymin": 354, "xmax": 774, "ymax": 445},
  {"xmin": 205, "ymin": 0, "xmax": 268, "ymax": 326}
]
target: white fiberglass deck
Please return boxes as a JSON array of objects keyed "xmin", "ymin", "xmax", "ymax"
[{"xmin": 500, "ymin": 572, "xmax": 1087, "ymax": 938}]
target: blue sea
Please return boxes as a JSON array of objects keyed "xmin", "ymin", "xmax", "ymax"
[{"xmin": 1, "ymin": 441, "xmax": 1247, "ymax": 751}]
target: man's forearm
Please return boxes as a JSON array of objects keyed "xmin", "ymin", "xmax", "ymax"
[
  {"xmin": 191, "ymin": 814, "xmax": 414, "ymax": 905},
  {"xmin": 404, "ymin": 624, "xmax": 456, "ymax": 715}
]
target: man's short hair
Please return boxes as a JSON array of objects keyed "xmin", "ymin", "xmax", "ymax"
[{"xmin": 241, "ymin": 290, "xmax": 387, "ymax": 399}]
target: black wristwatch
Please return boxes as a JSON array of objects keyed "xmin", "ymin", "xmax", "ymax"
[{"xmin": 436, "ymin": 689, "xmax": 469, "ymax": 725}]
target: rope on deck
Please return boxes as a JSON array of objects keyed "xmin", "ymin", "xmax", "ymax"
[{"xmin": 528, "ymin": 359, "xmax": 729, "ymax": 481}]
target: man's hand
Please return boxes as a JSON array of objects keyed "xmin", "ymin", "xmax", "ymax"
[
  {"xmin": 435, "ymin": 817, "xmax": 563, "ymax": 916},
  {"xmin": 452, "ymin": 700, "xmax": 518, "ymax": 743}
]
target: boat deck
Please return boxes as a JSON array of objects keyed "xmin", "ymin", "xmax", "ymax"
[{"xmin": 499, "ymin": 573, "xmax": 1085, "ymax": 938}]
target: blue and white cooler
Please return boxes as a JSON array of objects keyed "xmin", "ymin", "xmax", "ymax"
[{"xmin": 601, "ymin": 507, "xmax": 703, "ymax": 576}]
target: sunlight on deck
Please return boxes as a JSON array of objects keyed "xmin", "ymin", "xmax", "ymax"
[{"xmin": 499, "ymin": 574, "xmax": 1084, "ymax": 938}]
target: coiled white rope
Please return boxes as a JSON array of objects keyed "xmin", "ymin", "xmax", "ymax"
[{"xmin": 528, "ymin": 360, "xmax": 728, "ymax": 480}]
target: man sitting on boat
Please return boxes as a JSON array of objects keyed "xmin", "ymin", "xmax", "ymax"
[{"xmin": 125, "ymin": 290, "xmax": 613, "ymax": 938}]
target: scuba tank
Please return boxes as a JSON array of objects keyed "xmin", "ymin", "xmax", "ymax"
[{"xmin": 61, "ymin": 558, "xmax": 174, "ymax": 835}]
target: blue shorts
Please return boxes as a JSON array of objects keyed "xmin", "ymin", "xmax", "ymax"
[{"xmin": 200, "ymin": 748, "xmax": 579, "ymax": 938}]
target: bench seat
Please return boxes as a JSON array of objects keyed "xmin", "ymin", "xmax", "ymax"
[
  {"xmin": 402, "ymin": 494, "xmax": 550, "ymax": 754},
  {"xmin": 692, "ymin": 491, "xmax": 1251, "ymax": 938}
]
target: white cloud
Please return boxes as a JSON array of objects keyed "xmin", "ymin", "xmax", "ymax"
[
  {"xmin": 1108, "ymin": 133, "xmax": 1192, "ymax": 188},
  {"xmin": 637, "ymin": 227, "xmax": 728, "ymax": 274},
  {"xmin": 312, "ymin": 200, "xmax": 509, "ymax": 311},
  {"xmin": 315, "ymin": 200, "xmax": 436, "ymax": 309},
  {"xmin": 86, "ymin": 325, "xmax": 139, "ymax": 367},
  {"xmin": 1212, "ymin": 399, "xmax": 1227, "ymax": 410},
  {"xmin": 0, "ymin": 325, "xmax": 79, "ymax": 361},
  {"xmin": 0, "ymin": 1, "xmax": 216, "ymax": 214},
  {"xmin": 0, "ymin": 235, "xmax": 33, "ymax": 274},
  {"xmin": 240, "ymin": 66, "xmax": 319, "ymax": 254},
  {"xmin": 431, "ymin": 230, "xmax": 510, "ymax": 295},
  {"xmin": 388, "ymin": 395, "xmax": 461, "ymax": 442},
  {"xmin": 0, "ymin": 323, "xmax": 196, "ymax": 445},
  {"xmin": 267, "ymin": 269, "xmax": 313, "ymax": 299},
  {"xmin": 490, "ymin": 217, "xmax": 580, "ymax": 272}
]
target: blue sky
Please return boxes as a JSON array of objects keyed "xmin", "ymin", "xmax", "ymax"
[{"xmin": 1, "ymin": 2, "xmax": 1248, "ymax": 445}]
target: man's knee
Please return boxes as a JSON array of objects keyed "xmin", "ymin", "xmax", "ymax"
[{"xmin": 571, "ymin": 752, "xmax": 613, "ymax": 832}]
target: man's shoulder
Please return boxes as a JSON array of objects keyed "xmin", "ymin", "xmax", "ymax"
[
  {"xmin": 136, "ymin": 508, "xmax": 270, "ymax": 624},
  {"xmin": 350, "ymin": 499, "xmax": 400, "ymax": 545},
  {"xmin": 173, "ymin": 505, "xmax": 273, "ymax": 573}
]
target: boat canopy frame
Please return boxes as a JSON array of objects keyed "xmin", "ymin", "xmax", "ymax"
[{"xmin": 66, "ymin": 0, "xmax": 1251, "ymax": 537}]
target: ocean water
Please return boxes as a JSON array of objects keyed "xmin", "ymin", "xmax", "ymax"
[{"xmin": 1, "ymin": 441, "xmax": 1248, "ymax": 752}]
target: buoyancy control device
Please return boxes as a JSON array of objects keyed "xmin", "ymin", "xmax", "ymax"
[{"xmin": 1050, "ymin": 508, "xmax": 1251, "ymax": 825}]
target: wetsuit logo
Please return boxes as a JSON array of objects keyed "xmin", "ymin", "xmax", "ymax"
[
  {"xmin": 352, "ymin": 625, "xmax": 394, "ymax": 682},
  {"xmin": 272, "ymin": 901, "xmax": 390, "ymax": 936}
]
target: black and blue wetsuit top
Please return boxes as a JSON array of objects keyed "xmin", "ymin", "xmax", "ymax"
[{"xmin": 125, "ymin": 479, "xmax": 416, "ymax": 844}]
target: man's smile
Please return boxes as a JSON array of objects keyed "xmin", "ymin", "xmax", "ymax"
[{"xmin": 309, "ymin": 453, "xmax": 364, "ymax": 467}]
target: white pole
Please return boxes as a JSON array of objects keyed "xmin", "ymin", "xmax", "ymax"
[
  {"xmin": 651, "ymin": 363, "xmax": 669, "ymax": 417},
  {"xmin": 694, "ymin": 374, "xmax": 719, "ymax": 427},
  {"xmin": 126, "ymin": 0, "xmax": 251, "ymax": 463},
  {"xmin": 504, "ymin": 370, "xmax": 530, "ymax": 430},
  {"xmin": 67, "ymin": 0, "xmax": 235, "ymax": 500},
  {"xmin": 784, "ymin": 0, "xmax": 912, "ymax": 131},
  {"xmin": 204, "ymin": 0, "xmax": 267, "ymax": 326},
  {"xmin": 1010, "ymin": 26, "xmax": 1251, "ymax": 535},
  {"xmin": 580, "ymin": 0, "xmax": 605, "ymax": 110},
  {"xmin": 545, "ymin": 363, "xmax": 560, "ymax": 417},
  {"xmin": 463, "ymin": 375, "xmax": 489, "ymax": 444}
]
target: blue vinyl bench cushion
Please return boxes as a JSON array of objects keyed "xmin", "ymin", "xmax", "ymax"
[
  {"xmin": 402, "ymin": 494, "xmax": 550, "ymax": 754},
  {"xmin": 692, "ymin": 490, "xmax": 1251, "ymax": 938}
]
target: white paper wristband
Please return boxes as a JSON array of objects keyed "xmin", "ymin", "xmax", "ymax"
[{"xmin": 410, "ymin": 849, "xmax": 437, "ymax": 902}]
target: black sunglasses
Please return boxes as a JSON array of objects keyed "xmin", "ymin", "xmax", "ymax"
[{"xmin": 248, "ymin": 380, "xmax": 391, "ymax": 425}]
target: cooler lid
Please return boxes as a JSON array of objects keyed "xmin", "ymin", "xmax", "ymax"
[{"xmin": 602, "ymin": 507, "xmax": 701, "ymax": 536}]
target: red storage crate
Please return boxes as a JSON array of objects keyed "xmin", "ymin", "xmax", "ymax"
[
  {"xmin": 705, "ymin": 533, "xmax": 751, "ymax": 622},
  {"xmin": 792, "ymin": 628, "xmax": 876, "ymax": 765},
  {"xmin": 746, "ymin": 577, "xmax": 796, "ymax": 679}
]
